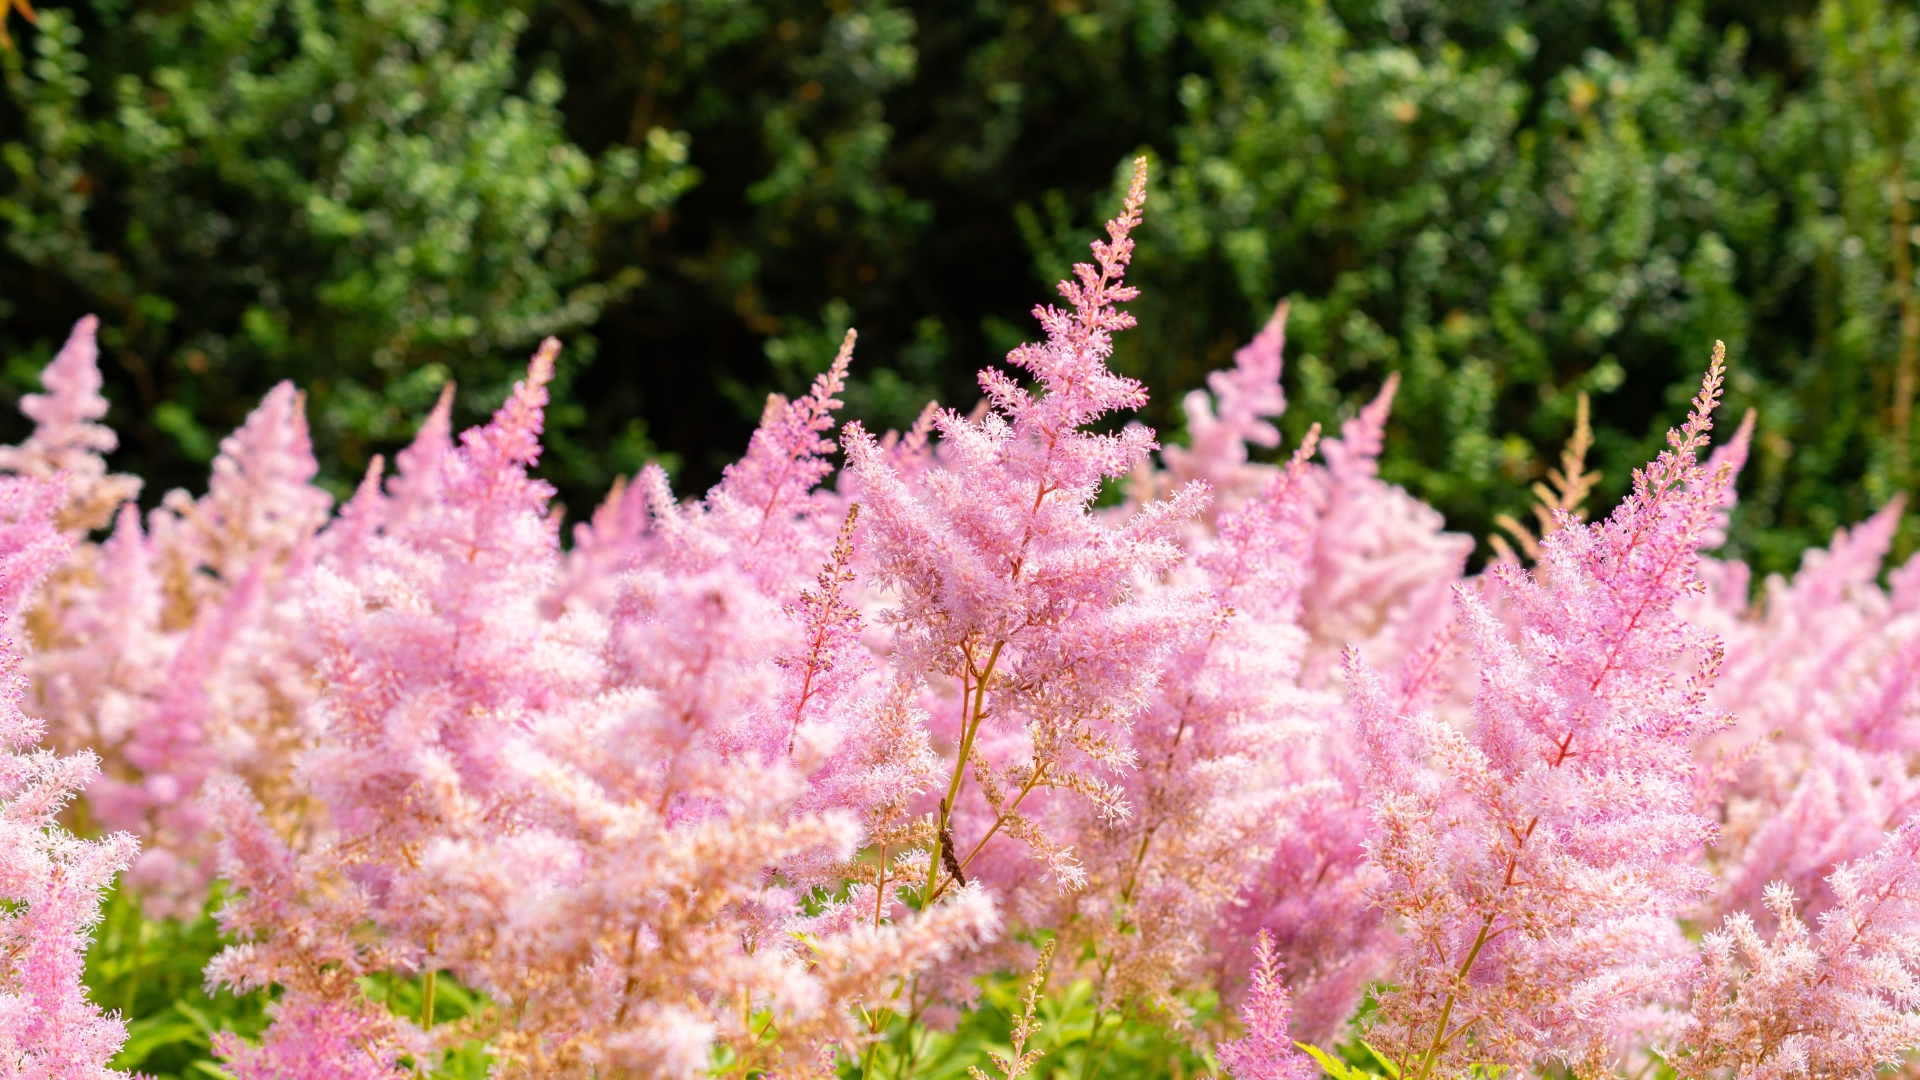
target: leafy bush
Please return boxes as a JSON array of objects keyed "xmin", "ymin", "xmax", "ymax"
[{"xmin": 9, "ymin": 1, "xmax": 1915, "ymax": 576}]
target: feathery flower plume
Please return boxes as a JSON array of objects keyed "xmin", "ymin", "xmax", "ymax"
[
  {"xmin": 1066, "ymin": 428, "xmax": 1334, "ymax": 1027},
  {"xmin": 1490, "ymin": 391, "xmax": 1601, "ymax": 565},
  {"xmin": 1301, "ymin": 374, "xmax": 1471, "ymax": 681},
  {"xmin": 18, "ymin": 377, "xmax": 335, "ymax": 917},
  {"xmin": 1219, "ymin": 931, "xmax": 1316, "ymax": 1080},
  {"xmin": 844, "ymin": 158, "xmax": 1217, "ymax": 918},
  {"xmin": 0, "ymin": 474, "xmax": 137, "ymax": 1078},
  {"xmin": 1162, "ymin": 299, "xmax": 1290, "ymax": 510},
  {"xmin": 0, "ymin": 316, "xmax": 142, "ymax": 531},
  {"xmin": 1354, "ymin": 347, "xmax": 1736, "ymax": 1077},
  {"xmin": 1676, "ymin": 821, "xmax": 1920, "ymax": 1080},
  {"xmin": 209, "ymin": 338, "xmax": 991, "ymax": 1077},
  {"xmin": 1685, "ymin": 490, "xmax": 1920, "ymax": 928}
]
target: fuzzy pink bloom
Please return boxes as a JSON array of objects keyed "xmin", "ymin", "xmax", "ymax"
[
  {"xmin": 0, "ymin": 316, "xmax": 142, "ymax": 531},
  {"xmin": 0, "ymin": 475, "xmax": 136, "ymax": 1079},
  {"xmin": 1685, "ymin": 495, "xmax": 1920, "ymax": 930},
  {"xmin": 19, "ymin": 377, "xmax": 335, "ymax": 918},
  {"xmin": 1354, "ymin": 348, "xmax": 1737, "ymax": 1077},
  {"xmin": 1299, "ymin": 374, "xmax": 1471, "ymax": 683},
  {"xmin": 1677, "ymin": 820, "xmax": 1920, "ymax": 1080},
  {"xmin": 157, "ymin": 381, "xmax": 332, "ymax": 584},
  {"xmin": 844, "ymin": 160, "xmax": 1217, "ymax": 925},
  {"xmin": 1219, "ymin": 931, "xmax": 1317, "ymax": 1080},
  {"xmin": 214, "ymin": 993, "xmax": 408, "ymax": 1080},
  {"xmin": 206, "ymin": 338, "xmax": 993, "ymax": 1078},
  {"xmin": 1065, "ymin": 422, "xmax": 1375, "ymax": 1032},
  {"xmin": 1163, "ymin": 299, "xmax": 1290, "ymax": 510}
]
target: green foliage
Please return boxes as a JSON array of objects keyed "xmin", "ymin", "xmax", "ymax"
[
  {"xmin": 83, "ymin": 889, "xmax": 267, "ymax": 1080},
  {"xmin": 1032, "ymin": 0, "xmax": 1920, "ymax": 575},
  {"xmin": 847, "ymin": 969, "xmax": 1218, "ymax": 1079},
  {"xmin": 0, "ymin": 0, "xmax": 693, "ymax": 499}
]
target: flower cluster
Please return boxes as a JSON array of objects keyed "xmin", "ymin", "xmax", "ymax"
[
  {"xmin": 6, "ymin": 157, "xmax": 1920, "ymax": 1080},
  {"xmin": 0, "ymin": 474, "xmax": 137, "ymax": 1079}
]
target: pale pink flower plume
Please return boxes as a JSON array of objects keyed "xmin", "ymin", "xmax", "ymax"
[
  {"xmin": 0, "ymin": 474, "xmax": 137, "ymax": 1079},
  {"xmin": 1219, "ymin": 930, "xmax": 1317, "ymax": 1080},
  {"xmin": 1354, "ymin": 347, "xmax": 1737, "ymax": 1077},
  {"xmin": 842, "ymin": 162, "xmax": 1219, "ymax": 999},
  {"xmin": 1163, "ymin": 298, "xmax": 1290, "ymax": 510},
  {"xmin": 12, "ymin": 377, "xmax": 334, "ymax": 918},
  {"xmin": 1677, "ymin": 821, "xmax": 1920, "ymax": 1080},
  {"xmin": 0, "ymin": 316, "xmax": 142, "ymax": 531}
]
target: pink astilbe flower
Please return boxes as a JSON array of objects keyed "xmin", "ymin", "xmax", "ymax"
[
  {"xmin": 151, "ymin": 381, "xmax": 333, "ymax": 587},
  {"xmin": 0, "ymin": 475, "xmax": 137, "ymax": 1079},
  {"xmin": 1354, "ymin": 347, "xmax": 1737, "ymax": 1078},
  {"xmin": 1063, "ymin": 430, "xmax": 1339, "ymax": 1026},
  {"xmin": 1300, "ymin": 374, "xmax": 1471, "ymax": 682},
  {"xmin": 1219, "ymin": 931, "xmax": 1317, "ymax": 1080},
  {"xmin": 637, "ymin": 332, "xmax": 856, "ymax": 601},
  {"xmin": 0, "ymin": 316, "xmax": 142, "ymax": 531},
  {"xmin": 18, "ymin": 376, "xmax": 334, "ymax": 917},
  {"xmin": 843, "ymin": 158, "xmax": 1218, "ymax": 917},
  {"xmin": 208, "ymin": 339, "xmax": 992, "ymax": 1077},
  {"xmin": 546, "ymin": 471, "xmax": 650, "ymax": 614},
  {"xmin": 1675, "ymin": 821, "xmax": 1920, "ymax": 1080},
  {"xmin": 1684, "ymin": 497, "xmax": 1920, "ymax": 927},
  {"xmin": 1161, "ymin": 299, "xmax": 1290, "ymax": 511}
]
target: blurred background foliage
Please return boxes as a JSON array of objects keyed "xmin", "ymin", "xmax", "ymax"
[{"xmin": 1, "ymin": 0, "xmax": 1917, "ymax": 577}]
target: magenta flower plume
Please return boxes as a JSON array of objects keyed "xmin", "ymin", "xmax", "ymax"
[
  {"xmin": 844, "ymin": 158, "xmax": 1218, "ymax": 911},
  {"xmin": 0, "ymin": 475, "xmax": 137, "ymax": 1079},
  {"xmin": 1677, "ymin": 820, "xmax": 1920, "ymax": 1080},
  {"xmin": 1355, "ymin": 347, "xmax": 1737, "ymax": 1077},
  {"xmin": 1219, "ymin": 930, "xmax": 1317, "ymax": 1080},
  {"xmin": 0, "ymin": 316, "xmax": 142, "ymax": 530}
]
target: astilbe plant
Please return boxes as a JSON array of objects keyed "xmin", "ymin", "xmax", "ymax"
[
  {"xmin": 12, "ymin": 153, "xmax": 1920, "ymax": 1080},
  {"xmin": 1685, "ymin": 492, "xmax": 1920, "ymax": 927},
  {"xmin": 842, "ymin": 160, "xmax": 1218, "ymax": 965},
  {"xmin": 7, "ymin": 318, "xmax": 331, "ymax": 918},
  {"xmin": 0, "ymin": 474, "xmax": 137, "ymax": 1079},
  {"xmin": 1347, "ymin": 348, "xmax": 1736, "ymax": 1078},
  {"xmin": 197, "ymin": 341, "xmax": 998, "ymax": 1078}
]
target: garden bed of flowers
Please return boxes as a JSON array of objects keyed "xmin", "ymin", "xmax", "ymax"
[{"xmin": 4, "ymin": 160, "xmax": 1919, "ymax": 1080}]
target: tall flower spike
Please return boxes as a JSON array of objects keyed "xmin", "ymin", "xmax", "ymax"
[
  {"xmin": 1220, "ymin": 931, "xmax": 1317, "ymax": 1080},
  {"xmin": 1355, "ymin": 346, "xmax": 1734, "ymax": 1078},
  {"xmin": 0, "ymin": 316, "xmax": 142, "ymax": 531},
  {"xmin": 1300, "ymin": 372, "xmax": 1471, "ymax": 681},
  {"xmin": 844, "ymin": 157, "xmax": 1216, "ymax": 917},
  {"xmin": 1062, "ymin": 426, "xmax": 1348, "ymax": 1028},
  {"xmin": 0, "ymin": 475, "xmax": 137, "ymax": 1078},
  {"xmin": 1164, "ymin": 299, "xmax": 1290, "ymax": 508}
]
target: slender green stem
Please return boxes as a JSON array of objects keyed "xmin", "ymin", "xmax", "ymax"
[
  {"xmin": 420, "ymin": 969, "xmax": 437, "ymax": 1029},
  {"xmin": 1081, "ymin": 1009, "xmax": 1121, "ymax": 1080},
  {"xmin": 924, "ymin": 641, "xmax": 1003, "ymax": 903},
  {"xmin": 1413, "ymin": 913, "xmax": 1497, "ymax": 1080}
]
